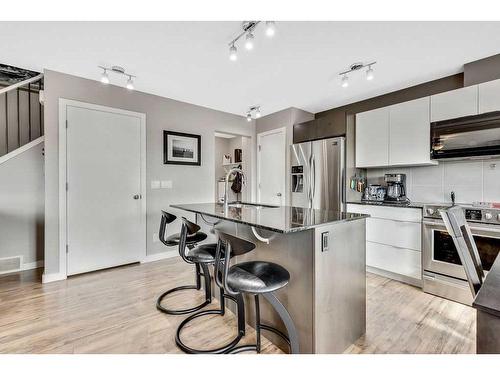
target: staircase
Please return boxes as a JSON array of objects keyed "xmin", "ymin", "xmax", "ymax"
[{"xmin": 0, "ymin": 64, "xmax": 44, "ymax": 162}]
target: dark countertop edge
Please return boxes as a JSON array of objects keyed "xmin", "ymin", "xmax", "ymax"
[
  {"xmin": 473, "ymin": 254, "xmax": 500, "ymax": 317},
  {"xmin": 347, "ymin": 200, "xmax": 424, "ymax": 209},
  {"xmin": 171, "ymin": 204, "xmax": 369, "ymax": 234}
]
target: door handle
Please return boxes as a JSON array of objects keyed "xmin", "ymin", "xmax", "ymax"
[{"xmin": 133, "ymin": 194, "xmax": 141, "ymax": 200}]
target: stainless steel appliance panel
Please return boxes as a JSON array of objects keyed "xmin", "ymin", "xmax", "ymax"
[
  {"xmin": 310, "ymin": 137, "xmax": 345, "ymax": 212},
  {"xmin": 290, "ymin": 142, "xmax": 312, "ymax": 209}
]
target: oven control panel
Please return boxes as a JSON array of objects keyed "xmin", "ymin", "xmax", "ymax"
[{"xmin": 423, "ymin": 204, "xmax": 500, "ymax": 224}]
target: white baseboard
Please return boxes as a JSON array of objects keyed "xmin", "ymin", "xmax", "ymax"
[
  {"xmin": 42, "ymin": 271, "xmax": 67, "ymax": 283},
  {"xmin": 21, "ymin": 260, "xmax": 44, "ymax": 271},
  {"xmin": 141, "ymin": 250, "xmax": 178, "ymax": 263}
]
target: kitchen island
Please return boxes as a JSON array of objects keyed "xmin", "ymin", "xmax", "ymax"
[{"xmin": 171, "ymin": 202, "xmax": 368, "ymax": 354}]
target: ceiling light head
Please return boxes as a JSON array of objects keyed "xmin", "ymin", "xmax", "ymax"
[
  {"xmin": 366, "ymin": 65, "xmax": 374, "ymax": 81},
  {"xmin": 126, "ymin": 76, "xmax": 134, "ymax": 90},
  {"xmin": 265, "ymin": 21, "xmax": 276, "ymax": 37},
  {"xmin": 245, "ymin": 32, "xmax": 254, "ymax": 50},
  {"xmin": 255, "ymin": 107, "xmax": 261, "ymax": 118},
  {"xmin": 100, "ymin": 69, "xmax": 109, "ymax": 84},
  {"xmin": 341, "ymin": 74, "xmax": 349, "ymax": 88},
  {"xmin": 246, "ymin": 112, "xmax": 252, "ymax": 122},
  {"xmin": 229, "ymin": 44, "xmax": 238, "ymax": 61}
]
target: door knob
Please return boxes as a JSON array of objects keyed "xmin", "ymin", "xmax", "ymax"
[
  {"xmin": 277, "ymin": 193, "xmax": 282, "ymax": 197},
  {"xmin": 133, "ymin": 194, "xmax": 141, "ymax": 200}
]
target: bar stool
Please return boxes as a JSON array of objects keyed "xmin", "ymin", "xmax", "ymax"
[
  {"xmin": 214, "ymin": 231, "xmax": 300, "ymax": 354},
  {"xmin": 156, "ymin": 211, "xmax": 213, "ymax": 315},
  {"xmin": 174, "ymin": 219, "xmax": 246, "ymax": 354}
]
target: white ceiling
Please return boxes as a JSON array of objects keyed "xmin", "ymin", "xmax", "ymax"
[{"xmin": 1, "ymin": 21, "xmax": 500, "ymax": 117}]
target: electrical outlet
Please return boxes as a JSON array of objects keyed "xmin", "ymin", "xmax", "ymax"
[{"xmin": 151, "ymin": 180, "xmax": 161, "ymax": 189}]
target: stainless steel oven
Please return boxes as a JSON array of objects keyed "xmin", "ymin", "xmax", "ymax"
[{"xmin": 422, "ymin": 204, "xmax": 500, "ymax": 305}]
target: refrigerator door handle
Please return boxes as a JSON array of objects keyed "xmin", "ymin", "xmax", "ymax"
[{"xmin": 311, "ymin": 154, "xmax": 316, "ymax": 200}]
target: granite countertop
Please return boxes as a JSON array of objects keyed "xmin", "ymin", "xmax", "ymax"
[
  {"xmin": 473, "ymin": 254, "xmax": 500, "ymax": 317},
  {"xmin": 347, "ymin": 200, "xmax": 425, "ymax": 209},
  {"xmin": 171, "ymin": 202, "xmax": 369, "ymax": 234}
]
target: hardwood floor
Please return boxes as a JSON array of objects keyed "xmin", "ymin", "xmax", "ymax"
[{"xmin": 0, "ymin": 258, "xmax": 475, "ymax": 354}]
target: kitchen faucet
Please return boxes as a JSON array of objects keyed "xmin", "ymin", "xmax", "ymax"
[{"xmin": 224, "ymin": 167, "xmax": 246, "ymax": 209}]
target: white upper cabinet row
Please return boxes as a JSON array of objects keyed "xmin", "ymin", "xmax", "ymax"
[{"xmin": 355, "ymin": 78, "xmax": 500, "ymax": 168}]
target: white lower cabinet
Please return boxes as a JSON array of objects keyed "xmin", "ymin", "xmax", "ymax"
[{"xmin": 347, "ymin": 203, "xmax": 422, "ymax": 286}]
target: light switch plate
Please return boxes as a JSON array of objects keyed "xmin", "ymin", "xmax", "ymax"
[
  {"xmin": 151, "ymin": 180, "xmax": 161, "ymax": 189},
  {"xmin": 161, "ymin": 180, "xmax": 173, "ymax": 189}
]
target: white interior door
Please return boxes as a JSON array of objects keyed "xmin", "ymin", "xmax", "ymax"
[
  {"xmin": 257, "ymin": 128, "xmax": 286, "ymax": 205},
  {"xmin": 66, "ymin": 105, "xmax": 144, "ymax": 275}
]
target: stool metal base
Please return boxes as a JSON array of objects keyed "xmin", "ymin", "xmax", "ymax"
[
  {"xmin": 175, "ymin": 290, "xmax": 246, "ymax": 354},
  {"xmin": 227, "ymin": 293, "xmax": 299, "ymax": 354},
  {"xmin": 156, "ymin": 263, "xmax": 212, "ymax": 315}
]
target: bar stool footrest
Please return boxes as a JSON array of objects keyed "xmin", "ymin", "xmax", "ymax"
[{"xmin": 156, "ymin": 285, "xmax": 211, "ymax": 315}]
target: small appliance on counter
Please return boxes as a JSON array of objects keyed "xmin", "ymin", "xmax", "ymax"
[{"xmin": 362, "ymin": 173, "xmax": 410, "ymax": 205}]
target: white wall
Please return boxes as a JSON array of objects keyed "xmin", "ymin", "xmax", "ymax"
[
  {"xmin": 43, "ymin": 69, "xmax": 256, "ymax": 278},
  {"xmin": 366, "ymin": 158, "xmax": 500, "ymax": 204},
  {"xmin": 0, "ymin": 142, "xmax": 44, "ymax": 266}
]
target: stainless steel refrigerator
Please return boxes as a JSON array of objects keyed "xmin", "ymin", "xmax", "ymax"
[{"xmin": 290, "ymin": 137, "xmax": 345, "ymax": 211}]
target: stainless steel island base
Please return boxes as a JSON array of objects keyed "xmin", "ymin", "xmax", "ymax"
[{"xmin": 196, "ymin": 215, "xmax": 366, "ymax": 354}]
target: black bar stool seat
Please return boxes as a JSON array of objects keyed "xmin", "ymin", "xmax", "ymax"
[
  {"xmin": 226, "ymin": 261, "xmax": 290, "ymax": 294},
  {"xmin": 165, "ymin": 231, "xmax": 208, "ymax": 247},
  {"xmin": 186, "ymin": 243, "xmax": 219, "ymax": 263}
]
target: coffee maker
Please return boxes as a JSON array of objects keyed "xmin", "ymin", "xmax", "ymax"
[{"xmin": 384, "ymin": 173, "xmax": 408, "ymax": 202}]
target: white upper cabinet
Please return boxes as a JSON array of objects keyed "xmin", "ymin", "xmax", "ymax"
[
  {"xmin": 479, "ymin": 78, "xmax": 500, "ymax": 113},
  {"xmin": 355, "ymin": 107, "xmax": 389, "ymax": 168},
  {"xmin": 389, "ymin": 97, "xmax": 435, "ymax": 166},
  {"xmin": 430, "ymin": 85, "xmax": 478, "ymax": 122}
]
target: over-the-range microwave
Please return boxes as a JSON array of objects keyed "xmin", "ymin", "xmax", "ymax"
[{"xmin": 430, "ymin": 111, "xmax": 500, "ymax": 160}]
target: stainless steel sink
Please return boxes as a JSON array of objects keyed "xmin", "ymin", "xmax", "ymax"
[{"xmin": 227, "ymin": 202, "xmax": 279, "ymax": 209}]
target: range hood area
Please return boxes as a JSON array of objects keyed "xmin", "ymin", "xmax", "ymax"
[{"xmin": 431, "ymin": 111, "xmax": 500, "ymax": 160}]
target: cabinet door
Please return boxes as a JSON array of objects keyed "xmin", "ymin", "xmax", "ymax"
[
  {"xmin": 430, "ymin": 85, "xmax": 478, "ymax": 122},
  {"xmin": 355, "ymin": 107, "xmax": 389, "ymax": 168},
  {"xmin": 389, "ymin": 97, "xmax": 432, "ymax": 165},
  {"xmin": 479, "ymin": 78, "xmax": 500, "ymax": 113}
]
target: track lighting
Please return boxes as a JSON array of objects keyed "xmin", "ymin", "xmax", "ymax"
[
  {"xmin": 229, "ymin": 44, "xmax": 238, "ymax": 61},
  {"xmin": 126, "ymin": 76, "xmax": 134, "ymax": 90},
  {"xmin": 245, "ymin": 32, "xmax": 254, "ymax": 50},
  {"xmin": 339, "ymin": 62, "xmax": 376, "ymax": 88},
  {"xmin": 246, "ymin": 106, "xmax": 261, "ymax": 121},
  {"xmin": 265, "ymin": 21, "xmax": 276, "ymax": 37},
  {"xmin": 98, "ymin": 65, "xmax": 136, "ymax": 90},
  {"xmin": 366, "ymin": 65, "xmax": 375, "ymax": 81},
  {"xmin": 100, "ymin": 69, "xmax": 109, "ymax": 84},
  {"xmin": 341, "ymin": 74, "xmax": 349, "ymax": 88},
  {"xmin": 227, "ymin": 21, "xmax": 276, "ymax": 61}
]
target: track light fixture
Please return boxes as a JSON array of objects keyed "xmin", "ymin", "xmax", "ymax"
[
  {"xmin": 228, "ymin": 21, "xmax": 276, "ymax": 61},
  {"xmin": 98, "ymin": 65, "xmax": 136, "ymax": 90},
  {"xmin": 339, "ymin": 62, "xmax": 376, "ymax": 88},
  {"xmin": 246, "ymin": 105, "xmax": 261, "ymax": 121}
]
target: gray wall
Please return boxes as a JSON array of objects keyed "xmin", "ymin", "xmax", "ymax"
[
  {"xmin": 0, "ymin": 142, "xmax": 44, "ymax": 265},
  {"xmin": 43, "ymin": 69, "xmax": 256, "ymax": 277},
  {"xmin": 256, "ymin": 107, "xmax": 314, "ymax": 205}
]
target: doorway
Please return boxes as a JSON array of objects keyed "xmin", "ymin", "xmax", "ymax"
[
  {"xmin": 59, "ymin": 100, "xmax": 146, "ymax": 276},
  {"xmin": 214, "ymin": 132, "xmax": 251, "ymax": 203},
  {"xmin": 257, "ymin": 127, "xmax": 286, "ymax": 205}
]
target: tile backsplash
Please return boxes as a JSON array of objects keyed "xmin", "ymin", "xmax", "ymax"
[{"xmin": 366, "ymin": 158, "xmax": 500, "ymax": 204}]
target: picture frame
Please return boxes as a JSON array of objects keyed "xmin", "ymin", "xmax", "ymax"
[{"xmin": 163, "ymin": 130, "xmax": 201, "ymax": 166}]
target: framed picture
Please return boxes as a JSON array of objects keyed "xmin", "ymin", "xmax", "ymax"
[{"xmin": 163, "ymin": 131, "xmax": 201, "ymax": 166}]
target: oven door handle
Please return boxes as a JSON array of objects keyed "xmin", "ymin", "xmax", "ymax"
[{"xmin": 423, "ymin": 220, "xmax": 500, "ymax": 234}]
